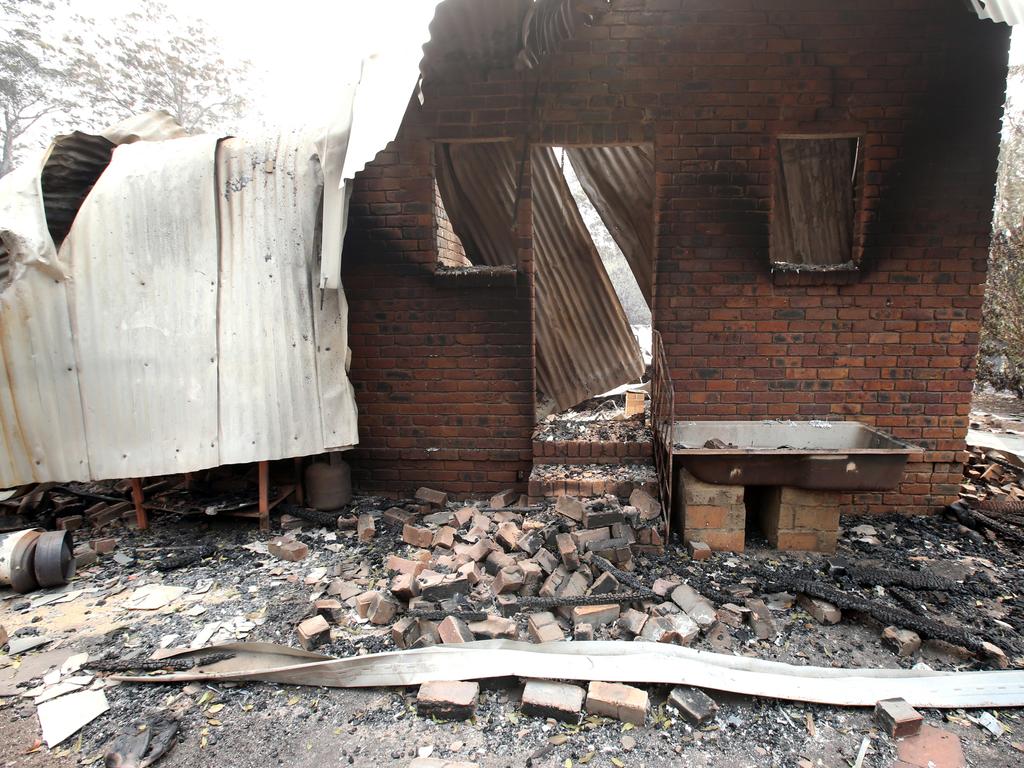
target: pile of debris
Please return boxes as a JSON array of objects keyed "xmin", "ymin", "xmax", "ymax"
[
  {"xmin": 534, "ymin": 397, "xmax": 652, "ymax": 445},
  {"xmin": 951, "ymin": 412, "xmax": 1024, "ymax": 546},
  {"xmin": 282, "ymin": 486, "xmax": 673, "ymax": 658}
]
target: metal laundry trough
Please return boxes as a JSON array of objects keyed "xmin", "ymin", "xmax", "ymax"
[
  {"xmin": 672, "ymin": 420, "xmax": 923, "ymax": 491},
  {"xmin": 0, "ymin": 528, "xmax": 75, "ymax": 593}
]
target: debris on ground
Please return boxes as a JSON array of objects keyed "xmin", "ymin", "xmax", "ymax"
[{"xmin": 3, "ymin": 408, "xmax": 1024, "ymax": 764}]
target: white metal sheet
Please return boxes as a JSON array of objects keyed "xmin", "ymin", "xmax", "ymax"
[
  {"xmin": 0, "ymin": 165, "xmax": 90, "ymax": 486},
  {"xmin": 971, "ymin": 0, "xmax": 1024, "ymax": 25},
  {"xmin": 216, "ymin": 131, "xmax": 357, "ymax": 463},
  {"xmin": 63, "ymin": 136, "xmax": 221, "ymax": 479}
]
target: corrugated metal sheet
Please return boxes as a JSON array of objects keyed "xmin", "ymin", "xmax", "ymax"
[
  {"xmin": 421, "ymin": 0, "xmax": 533, "ymax": 80},
  {"xmin": 970, "ymin": 0, "xmax": 1024, "ymax": 25},
  {"xmin": 532, "ymin": 146, "xmax": 645, "ymax": 410},
  {"xmin": 435, "ymin": 142, "xmax": 519, "ymax": 267},
  {"xmin": 0, "ymin": 164, "xmax": 91, "ymax": 485},
  {"xmin": 1, "ymin": 120, "xmax": 359, "ymax": 486},
  {"xmin": 420, "ymin": 0, "xmax": 585, "ymax": 81},
  {"xmin": 217, "ymin": 132, "xmax": 357, "ymax": 465},
  {"xmin": 566, "ymin": 146, "xmax": 654, "ymax": 305},
  {"xmin": 39, "ymin": 111, "xmax": 188, "ymax": 248},
  {"xmin": 63, "ymin": 135, "xmax": 222, "ymax": 480},
  {"xmin": 519, "ymin": 0, "xmax": 584, "ymax": 69},
  {"xmin": 435, "ymin": 141, "xmax": 643, "ymax": 410}
]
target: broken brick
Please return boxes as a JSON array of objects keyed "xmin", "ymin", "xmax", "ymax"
[
  {"xmin": 327, "ymin": 580, "xmax": 362, "ymax": 603},
  {"xmin": 652, "ymin": 578, "xmax": 679, "ymax": 597},
  {"xmin": 74, "ymin": 546, "xmax": 97, "ymax": 569},
  {"xmin": 296, "ymin": 615, "xmax": 330, "ymax": 650},
  {"xmin": 571, "ymin": 604, "xmax": 619, "ymax": 628},
  {"xmin": 516, "ymin": 529, "xmax": 544, "ymax": 556},
  {"xmin": 468, "ymin": 616, "xmax": 518, "ymax": 640},
  {"xmin": 56, "ymin": 515, "xmax": 84, "ymax": 532},
  {"xmin": 629, "ymin": 488, "xmax": 662, "ymax": 521},
  {"xmin": 797, "ymin": 594, "xmax": 841, "ymax": 625},
  {"xmin": 582, "ymin": 505, "xmax": 624, "ymax": 529},
  {"xmin": 365, "ymin": 592, "xmax": 400, "ymax": 625},
  {"xmin": 875, "ymin": 698, "xmax": 924, "ymax": 738},
  {"xmin": 585, "ymin": 681, "xmax": 647, "ymax": 726},
  {"xmin": 390, "ymin": 573, "xmax": 420, "ymax": 601},
  {"xmin": 588, "ymin": 572, "xmax": 620, "ymax": 595},
  {"xmin": 432, "ymin": 526, "xmax": 456, "ymax": 550},
  {"xmin": 495, "ymin": 522, "xmax": 520, "ymax": 551},
  {"xmin": 527, "ymin": 612, "xmax": 564, "ymax": 643},
  {"xmin": 386, "ymin": 554, "xmax": 427, "ymax": 576},
  {"xmin": 687, "ymin": 540, "xmax": 712, "ymax": 560},
  {"xmin": 744, "ymin": 598, "xmax": 776, "ymax": 640},
  {"xmin": 519, "ymin": 560, "xmax": 542, "ymax": 596},
  {"xmin": 403, "ymin": 524, "xmax": 434, "ymax": 549},
  {"xmin": 283, "ymin": 513, "xmax": 308, "ymax": 531},
  {"xmin": 416, "ymin": 571, "xmax": 470, "ymax": 601},
  {"xmin": 493, "ymin": 565, "xmax": 525, "ymax": 594},
  {"xmin": 415, "ymin": 487, "xmax": 448, "ymax": 508},
  {"xmin": 716, "ymin": 603, "xmax": 749, "ymax": 629},
  {"xmin": 572, "ymin": 527, "xmax": 610, "ymax": 549},
  {"xmin": 355, "ymin": 514, "xmax": 376, "ymax": 542},
  {"xmin": 556, "ymin": 533, "xmax": 579, "ymax": 570},
  {"xmin": 521, "ymin": 679, "xmax": 585, "ymax": 723},
  {"xmin": 89, "ymin": 538, "xmax": 116, "ymax": 554},
  {"xmin": 671, "ymin": 585, "xmax": 717, "ymax": 630},
  {"xmin": 640, "ymin": 613, "xmax": 699, "ymax": 645},
  {"xmin": 314, "ymin": 599, "xmax": 343, "ymax": 623},
  {"xmin": 533, "ymin": 548, "xmax": 559, "ymax": 574},
  {"xmin": 391, "ymin": 617, "xmax": 421, "ymax": 650},
  {"xmin": 573, "ymin": 623, "xmax": 593, "ymax": 641},
  {"xmin": 383, "ymin": 506, "xmax": 415, "ymax": 526},
  {"xmin": 451, "ymin": 505, "xmax": 475, "ymax": 528},
  {"xmin": 883, "ymin": 626, "xmax": 922, "ymax": 658},
  {"xmin": 417, "ymin": 680, "xmax": 479, "ymax": 720},
  {"xmin": 554, "ymin": 495, "xmax": 583, "ymax": 523},
  {"xmin": 668, "ymin": 686, "xmax": 719, "ymax": 724},
  {"xmin": 268, "ymin": 536, "xmax": 308, "ymax": 562},
  {"xmin": 438, "ymin": 616, "xmax": 475, "ymax": 644},
  {"xmin": 617, "ymin": 608, "xmax": 648, "ymax": 636},
  {"xmin": 484, "ymin": 549, "xmax": 515, "ymax": 575},
  {"xmin": 489, "ymin": 489, "xmax": 518, "ymax": 509}
]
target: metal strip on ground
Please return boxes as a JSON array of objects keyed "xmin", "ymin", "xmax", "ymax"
[{"xmin": 113, "ymin": 640, "xmax": 1024, "ymax": 709}]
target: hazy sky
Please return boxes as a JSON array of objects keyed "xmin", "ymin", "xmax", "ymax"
[{"xmin": 65, "ymin": 0, "xmax": 438, "ymax": 129}]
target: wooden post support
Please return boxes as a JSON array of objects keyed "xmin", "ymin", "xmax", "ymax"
[
  {"xmin": 258, "ymin": 460, "xmax": 270, "ymax": 532},
  {"xmin": 130, "ymin": 478, "xmax": 148, "ymax": 530}
]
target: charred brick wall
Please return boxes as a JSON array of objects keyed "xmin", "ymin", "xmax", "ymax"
[
  {"xmin": 343, "ymin": 0, "xmax": 1009, "ymax": 513},
  {"xmin": 343, "ymin": 112, "xmax": 535, "ymax": 497}
]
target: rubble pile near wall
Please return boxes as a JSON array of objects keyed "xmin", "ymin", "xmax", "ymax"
[{"xmin": 4, "ymin": 477, "xmax": 1024, "ymax": 765}]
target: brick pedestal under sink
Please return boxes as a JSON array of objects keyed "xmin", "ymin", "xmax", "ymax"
[
  {"xmin": 676, "ymin": 469, "xmax": 746, "ymax": 552},
  {"xmin": 755, "ymin": 486, "xmax": 841, "ymax": 553},
  {"xmin": 677, "ymin": 470, "xmax": 841, "ymax": 554}
]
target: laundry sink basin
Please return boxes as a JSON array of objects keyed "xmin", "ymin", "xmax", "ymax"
[{"xmin": 671, "ymin": 420, "xmax": 923, "ymax": 491}]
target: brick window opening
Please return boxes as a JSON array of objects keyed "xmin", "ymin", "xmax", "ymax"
[
  {"xmin": 771, "ymin": 136, "xmax": 860, "ymax": 276},
  {"xmin": 432, "ymin": 141, "xmax": 520, "ymax": 281}
]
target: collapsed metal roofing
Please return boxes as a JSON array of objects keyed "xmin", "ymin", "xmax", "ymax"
[
  {"xmin": 0, "ymin": 116, "xmax": 360, "ymax": 487},
  {"xmin": 436, "ymin": 141, "xmax": 645, "ymax": 411}
]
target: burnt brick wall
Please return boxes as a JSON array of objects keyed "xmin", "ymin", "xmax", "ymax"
[
  {"xmin": 343, "ymin": 113, "xmax": 535, "ymax": 497},
  {"xmin": 343, "ymin": 0, "xmax": 1009, "ymax": 513}
]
